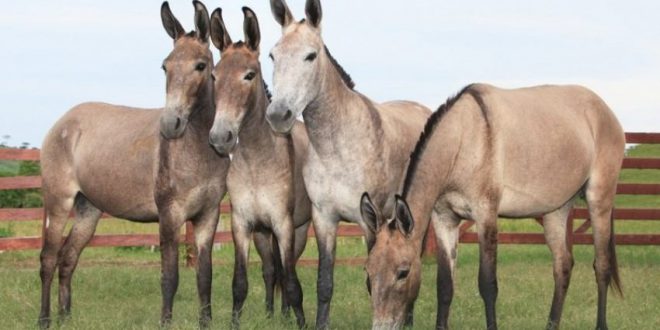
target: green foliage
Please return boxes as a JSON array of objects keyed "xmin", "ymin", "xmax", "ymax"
[
  {"xmin": 0, "ymin": 222, "xmax": 14, "ymax": 238},
  {"xmin": 0, "ymin": 157, "xmax": 42, "ymax": 208}
]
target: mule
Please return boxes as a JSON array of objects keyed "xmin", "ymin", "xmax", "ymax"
[
  {"xmin": 265, "ymin": 0, "xmax": 432, "ymax": 328},
  {"xmin": 207, "ymin": 7, "xmax": 310, "ymax": 328},
  {"xmin": 38, "ymin": 2, "xmax": 228, "ymax": 327},
  {"xmin": 361, "ymin": 83, "xmax": 625, "ymax": 329}
]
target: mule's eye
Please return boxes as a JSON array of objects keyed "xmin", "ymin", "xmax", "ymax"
[
  {"xmin": 396, "ymin": 268, "xmax": 410, "ymax": 281},
  {"xmin": 305, "ymin": 52, "xmax": 317, "ymax": 62},
  {"xmin": 161, "ymin": 64, "xmax": 167, "ymax": 73},
  {"xmin": 244, "ymin": 71, "xmax": 257, "ymax": 81},
  {"xmin": 269, "ymin": 53, "xmax": 274, "ymax": 61},
  {"xmin": 195, "ymin": 62, "xmax": 207, "ymax": 71}
]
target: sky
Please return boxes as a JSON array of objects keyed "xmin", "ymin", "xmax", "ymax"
[{"xmin": 1, "ymin": 0, "xmax": 658, "ymax": 147}]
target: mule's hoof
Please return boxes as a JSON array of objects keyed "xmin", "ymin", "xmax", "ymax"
[{"xmin": 37, "ymin": 317, "xmax": 51, "ymax": 329}]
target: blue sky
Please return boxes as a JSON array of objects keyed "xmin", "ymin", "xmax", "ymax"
[{"xmin": 1, "ymin": 0, "xmax": 658, "ymax": 147}]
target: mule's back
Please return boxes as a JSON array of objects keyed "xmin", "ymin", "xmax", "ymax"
[
  {"xmin": 41, "ymin": 102, "xmax": 161, "ymax": 221},
  {"xmin": 473, "ymin": 84, "xmax": 625, "ymax": 216}
]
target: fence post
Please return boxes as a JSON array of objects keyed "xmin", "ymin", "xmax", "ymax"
[
  {"xmin": 185, "ymin": 221, "xmax": 197, "ymax": 267},
  {"xmin": 566, "ymin": 209, "xmax": 574, "ymax": 253}
]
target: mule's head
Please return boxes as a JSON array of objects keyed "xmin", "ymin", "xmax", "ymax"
[
  {"xmin": 159, "ymin": 1, "xmax": 214, "ymax": 139},
  {"xmin": 361, "ymin": 193, "xmax": 421, "ymax": 330},
  {"xmin": 266, "ymin": 0, "xmax": 324, "ymax": 133},
  {"xmin": 207, "ymin": 7, "xmax": 263, "ymax": 155}
]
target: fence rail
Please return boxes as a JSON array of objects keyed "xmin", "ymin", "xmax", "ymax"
[{"xmin": 1, "ymin": 132, "xmax": 659, "ymax": 257}]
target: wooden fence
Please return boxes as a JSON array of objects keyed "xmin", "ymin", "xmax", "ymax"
[{"xmin": 1, "ymin": 132, "xmax": 659, "ymax": 259}]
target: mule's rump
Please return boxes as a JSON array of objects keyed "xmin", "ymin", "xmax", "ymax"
[{"xmin": 41, "ymin": 102, "xmax": 162, "ymax": 221}]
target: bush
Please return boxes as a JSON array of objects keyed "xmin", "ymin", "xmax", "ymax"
[{"xmin": 0, "ymin": 157, "xmax": 43, "ymax": 208}]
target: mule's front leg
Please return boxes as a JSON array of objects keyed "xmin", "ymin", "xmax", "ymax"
[
  {"xmin": 231, "ymin": 215, "xmax": 251, "ymax": 329},
  {"xmin": 433, "ymin": 212, "xmax": 461, "ymax": 330},
  {"xmin": 313, "ymin": 209, "xmax": 339, "ymax": 330},
  {"xmin": 159, "ymin": 213, "xmax": 184, "ymax": 327},
  {"xmin": 192, "ymin": 208, "xmax": 221, "ymax": 328},
  {"xmin": 274, "ymin": 217, "xmax": 305, "ymax": 328},
  {"xmin": 477, "ymin": 216, "xmax": 499, "ymax": 330}
]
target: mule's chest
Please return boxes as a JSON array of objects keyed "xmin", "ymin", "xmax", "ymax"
[{"xmin": 302, "ymin": 156, "xmax": 369, "ymax": 221}]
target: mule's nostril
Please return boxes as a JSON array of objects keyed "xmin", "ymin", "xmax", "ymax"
[
  {"xmin": 175, "ymin": 117, "xmax": 182, "ymax": 130},
  {"xmin": 225, "ymin": 131, "xmax": 233, "ymax": 143},
  {"xmin": 283, "ymin": 110, "xmax": 293, "ymax": 121}
]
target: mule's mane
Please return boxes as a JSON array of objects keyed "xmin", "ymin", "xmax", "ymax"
[
  {"xmin": 262, "ymin": 79, "xmax": 272, "ymax": 103},
  {"xmin": 401, "ymin": 84, "xmax": 475, "ymax": 198},
  {"xmin": 323, "ymin": 45, "xmax": 355, "ymax": 90}
]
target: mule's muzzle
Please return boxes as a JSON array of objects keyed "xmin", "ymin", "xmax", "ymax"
[
  {"xmin": 209, "ymin": 126, "xmax": 237, "ymax": 157},
  {"xmin": 265, "ymin": 101, "xmax": 295, "ymax": 133},
  {"xmin": 160, "ymin": 112, "xmax": 188, "ymax": 140}
]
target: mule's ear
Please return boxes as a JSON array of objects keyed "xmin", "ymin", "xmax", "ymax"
[
  {"xmin": 161, "ymin": 2, "xmax": 185, "ymax": 41},
  {"xmin": 305, "ymin": 0, "xmax": 322, "ymax": 28},
  {"xmin": 360, "ymin": 192, "xmax": 382, "ymax": 234},
  {"xmin": 193, "ymin": 1, "xmax": 210, "ymax": 43},
  {"xmin": 242, "ymin": 7, "xmax": 261, "ymax": 51},
  {"xmin": 394, "ymin": 195, "xmax": 414, "ymax": 236},
  {"xmin": 210, "ymin": 8, "xmax": 232, "ymax": 53},
  {"xmin": 270, "ymin": 0, "xmax": 294, "ymax": 28}
]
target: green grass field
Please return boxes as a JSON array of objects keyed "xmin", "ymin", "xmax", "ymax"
[{"xmin": 0, "ymin": 144, "xmax": 658, "ymax": 329}]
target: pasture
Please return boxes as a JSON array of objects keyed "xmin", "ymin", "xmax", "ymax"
[
  {"xmin": 1, "ymin": 240, "xmax": 659, "ymax": 329},
  {"xmin": 0, "ymin": 144, "xmax": 658, "ymax": 329}
]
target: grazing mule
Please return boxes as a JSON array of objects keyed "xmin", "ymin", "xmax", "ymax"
[
  {"xmin": 361, "ymin": 83, "xmax": 625, "ymax": 330},
  {"xmin": 38, "ymin": 2, "xmax": 228, "ymax": 327},
  {"xmin": 207, "ymin": 7, "xmax": 310, "ymax": 328},
  {"xmin": 265, "ymin": 0, "xmax": 431, "ymax": 328}
]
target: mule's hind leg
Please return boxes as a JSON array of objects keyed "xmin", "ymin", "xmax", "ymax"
[
  {"xmin": 38, "ymin": 191, "xmax": 76, "ymax": 328},
  {"xmin": 542, "ymin": 200, "xmax": 576, "ymax": 330},
  {"xmin": 254, "ymin": 231, "xmax": 276, "ymax": 316},
  {"xmin": 432, "ymin": 211, "xmax": 461, "ymax": 330},
  {"xmin": 585, "ymin": 173, "xmax": 622, "ymax": 330},
  {"xmin": 57, "ymin": 195, "xmax": 102, "ymax": 319},
  {"xmin": 476, "ymin": 211, "xmax": 499, "ymax": 330},
  {"xmin": 273, "ymin": 216, "xmax": 305, "ymax": 328},
  {"xmin": 192, "ymin": 207, "xmax": 221, "ymax": 328},
  {"xmin": 231, "ymin": 214, "xmax": 252, "ymax": 328},
  {"xmin": 293, "ymin": 221, "xmax": 310, "ymax": 262}
]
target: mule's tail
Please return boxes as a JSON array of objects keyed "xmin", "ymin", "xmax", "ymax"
[{"xmin": 609, "ymin": 209, "xmax": 623, "ymax": 297}]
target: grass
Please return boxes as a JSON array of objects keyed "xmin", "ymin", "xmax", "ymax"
[{"xmin": 1, "ymin": 243, "xmax": 659, "ymax": 329}]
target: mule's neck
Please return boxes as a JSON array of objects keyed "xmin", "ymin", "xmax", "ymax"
[
  {"xmin": 404, "ymin": 121, "xmax": 464, "ymax": 253},
  {"xmin": 185, "ymin": 80, "xmax": 216, "ymax": 141},
  {"xmin": 302, "ymin": 50, "xmax": 383, "ymax": 156},
  {"xmin": 236, "ymin": 76, "xmax": 281, "ymax": 160}
]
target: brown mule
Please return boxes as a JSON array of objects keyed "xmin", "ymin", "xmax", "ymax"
[
  {"xmin": 208, "ymin": 7, "xmax": 310, "ymax": 328},
  {"xmin": 362, "ymin": 83, "xmax": 625, "ymax": 329},
  {"xmin": 38, "ymin": 2, "xmax": 228, "ymax": 328}
]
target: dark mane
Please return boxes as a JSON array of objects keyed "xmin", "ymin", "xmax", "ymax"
[
  {"xmin": 262, "ymin": 79, "xmax": 272, "ymax": 103},
  {"xmin": 401, "ymin": 84, "xmax": 475, "ymax": 198},
  {"xmin": 324, "ymin": 45, "xmax": 355, "ymax": 90}
]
